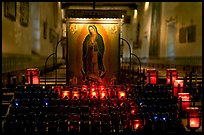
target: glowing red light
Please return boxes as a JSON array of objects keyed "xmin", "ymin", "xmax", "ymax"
[
  {"xmin": 130, "ymin": 105, "xmax": 137, "ymax": 115},
  {"xmin": 178, "ymin": 93, "xmax": 189, "ymax": 101},
  {"xmin": 190, "ymin": 119, "xmax": 199, "ymax": 127},
  {"xmin": 166, "ymin": 69, "xmax": 178, "ymax": 84},
  {"xmin": 173, "ymin": 80, "xmax": 184, "ymax": 96},
  {"xmin": 134, "ymin": 123, "xmax": 140, "ymax": 129},
  {"xmin": 64, "ymin": 92, "xmax": 68, "ymax": 96},
  {"xmin": 120, "ymin": 92, "xmax": 125, "ymax": 97},
  {"xmin": 81, "ymin": 85, "xmax": 88, "ymax": 91},
  {"xmin": 101, "ymin": 92, "xmax": 105, "ymax": 97},
  {"xmin": 54, "ymin": 86, "xmax": 61, "ymax": 96},
  {"xmin": 146, "ymin": 68, "xmax": 157, "ymax": 84},
  {"xmin": 74, "ymin": 93, "xmax": 77, "ymax": 97},
  {"xmin": 90, "ymin": 89, "xmax": 98, "ymax": 99},
  {"xmin": 133, "ymin": 119, "xmax": 142, "ymax": 130},
  {"xmin": 131, "ymin": 109, "xmax": 135, "ymax": 115},
  {"xmin": 62, "ymin": 91, "xmax": 70, "ymax": 99},
  {"xmin": 27, "ymin": 68, "xmax": 40, "ymax": 84},
  {"xmin": 81, "ymin": 86, "xmax": 88, "ymax": 99},
  {"xmin": 92, "ymin": 91, "xmax": 96, "ymax": 96},
  {"xmin": 72, "ymin": 91, "xmax": 80, "ymax": 100},
  {"xmin": 178, "ymin": 93, "xmax": 190, "ymax": 110},
  {"xmin": 100, "ymin": 91, "xmax": 107, "ymax": 99},
  {"xmin": 118, "ymin": 91, "xmax": 126, "ymax": 99},
  {"xmin": 174, "ymin": 80, "xmax": 184, "ymax": 87},
  {"xmin": 186, "ymin": 107, "xmax": 201, "ymax": 130},
  {"xmin": 99, "ymin": 85, "xmax": 105, "ymax": 91}
]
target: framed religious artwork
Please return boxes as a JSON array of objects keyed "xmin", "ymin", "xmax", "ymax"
[
  {"xmin": 67, "ymin": 19, "xmax": 121, "ymax": 84},
  {"xmin": 4, "ymin": 2, "xmax": 16, "ymax": 21},
  {"xmin": 179, "ymin": 27, "xmax": 187, "ymax": 43},
  {"xmin": 187, "ymin": 25, "xmax": 196, "ymax": 42},
  {"xmin": 20, "ymin": 2, "xmax": 29, "ymax": 27}
]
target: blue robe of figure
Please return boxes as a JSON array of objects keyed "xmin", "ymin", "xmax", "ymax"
[{"xmin": 82, "ymin": 25, "xmax": 105, "ymax": 81}]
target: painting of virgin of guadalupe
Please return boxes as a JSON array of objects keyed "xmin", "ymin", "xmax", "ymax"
[
  {"xmin": 81, "ymin": 25, "xmax": 106, "ymax": 83},
  {"xmin": 68, "ymin": 21, "xmax": 120, "ymax": 85}
]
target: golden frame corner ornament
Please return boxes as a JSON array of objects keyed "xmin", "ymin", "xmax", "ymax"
[
  {"xmin": 69, "ymin": 24, "xmax": 78, "ymax": 34},
  {"xmin": 110, "ymin": 24, "xmax": 118, "ymax": 34}
]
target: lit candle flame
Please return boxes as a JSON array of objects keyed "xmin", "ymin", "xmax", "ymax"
[
  {"xmin": 92, "ymin": 91, "xmax": 96, "ymax": 96},
  {"xmin": 134, "ymin": 124, "xmax": 139, "ymax": 129},
  {"xmin": 64, "ymin": 92, "xmax": 67, "ymax": 96},
  {"xmin": 131, "ymin": 109, "xmax": 135, "ymax": 115},
  {"xmin": 101, "ymin": 92, "xmax": 105, "ymax": 98},
  {"xmin": 120, "ymin": 92, "xmax": 125, "ymax": 98}
]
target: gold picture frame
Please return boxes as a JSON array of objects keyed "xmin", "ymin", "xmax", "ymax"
[
  {"xmin": 67, "ymin": 20, "xmax": 120, "ymax": 84},
  {"xmin": 20, "ymin": 2, "xmax": 29, "ymax": 27},
  {"xmin": 187, "ymin": 25, "xmax": 196, "ymax": 42},
  {"xmin": 4, "ymin": 2, "xmax": 16, "ymax": 21}
]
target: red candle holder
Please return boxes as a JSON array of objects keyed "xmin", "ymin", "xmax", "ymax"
[
  {"xmin": 27, "ymin": 68, "xmax": 40, "ymax": 84},
  {"xmin": 69, "ymin": 114, "xmax": 80, "ymax": 132},
  {"xmin": 130, "ymin": 105, "xmax": 138, "ymax": 116},
  {"xmin": 81, "ymin": 85, "xmax": 88, "ymax": 99},
  {"xmin": 178, "ymin": 93, "xmax": 190, "ymax": 111},
  {"xmin": 71, "ymin": 90, "xmax": 80, "ymax": 100},
  {"xmin": 108, "ymin": 87, "xmax": 116, "ymax": 98},
  {"xmin": 90, "ymin": 85, "xmax": 98, "ymax": 99},
  {"xmin": 90, "ymin": 91, "xmax": 98, "ymax": 99},
  {"xmin": 99, "ymin": 85, "xmax": 107, "ymax": 99},
  {"xmin": 99, "ymin": 85, "xmax": 105, "ymax": 92},
  {"xmin": 53, "ymin": 85, "xmax": 61, "ymax": 97},
  {"xmin": 166, "ymin": 68, "xmax": 178, "ymax": 85},
  {"xmin": 146, "ymin": 68, "xmax": 157, "ymax": 84},
  {"xmin": 186, "ymin": 107, "xmax": 201, "ymax": 131},
  {"xmin": 173, "ymin": 80, "xmax": 184, "ymax": 96},
  {"xmin": 118, "ymin": 90, "xmax": 126, "ymax": 100},
  {"xmin": 122, "ymin": 113, "xmax": 132, "ymax": 130},
  {"xmin": 81, "ymin": 85, "xmax": 88, "ymax": 92},
  {"xmin": 100, "ymin": 90, "xmax": 108, "ymax": 99},
  {"xmin": 62, "ymin": 90, "xmax": 70, "ymax": 99},
  {"xmin": 132, "ymin": 119, "xmax": 142, "ymax": 131}
]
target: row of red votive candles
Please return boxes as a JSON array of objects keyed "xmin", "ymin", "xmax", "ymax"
[
  {"xmin": 53, "ymin": 85, "xmax": 127, "ymax": 100},
  {"xmin": 26, "ymin": 68, "xmax": 180, "ymax": 86}
]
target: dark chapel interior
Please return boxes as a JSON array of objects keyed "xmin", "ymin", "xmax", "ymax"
[{"xmin": 2, "ymin": 2, "xmax": 203, "ymax": 134}]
